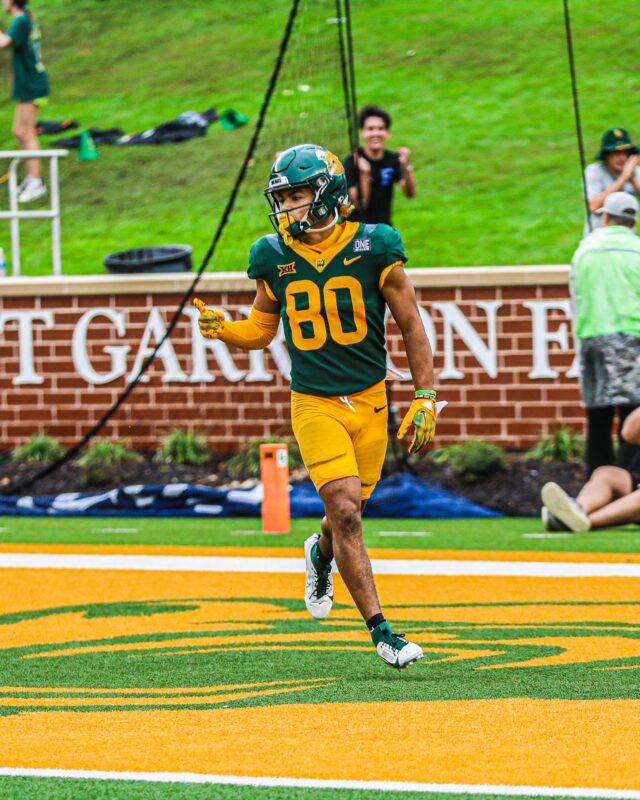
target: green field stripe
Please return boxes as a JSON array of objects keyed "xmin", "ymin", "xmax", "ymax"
[
  {"xmin": 0, "ymin": 779, "xmax": 612, "ymax": 800},
  {"xmin": 3, "ymin": 517, "xmax": 640, "ymax": 554}
]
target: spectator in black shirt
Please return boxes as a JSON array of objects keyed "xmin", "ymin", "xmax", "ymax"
[{"xmin": 344, "ymin": 105, "xmax": 416, "ymax": 225}]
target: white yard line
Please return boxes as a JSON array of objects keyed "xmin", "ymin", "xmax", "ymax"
[
  {"xmin": 0, "ymin": 769, "xmax": 638, "ymax": 798},
  {"xmin": 90, "ymin": 528, "xmax": 139, "ymax": 534},
  {"xmin": 1, "ymin": 552, "xmax": 640, "ymax": 577},
  {"xmin": 372, "ymin": 531, "xmax": 432, "ymax": 537},
  {"xmin": 230, "ymin": 530, "xmax": 261, "ymax": 535},
  {"xmin": 522, "ymin": 533, "xmax": 572, "ymax": 539}
]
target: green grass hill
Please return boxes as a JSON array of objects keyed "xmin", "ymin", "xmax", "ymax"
[{"xmin": 0, "ymin": 0, "xmax": 637, "ymax": 276}]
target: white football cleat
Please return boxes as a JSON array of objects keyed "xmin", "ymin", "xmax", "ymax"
[
  {"xmin": 304, "ymin": 533, "xmax": 333, "ymax": 620},
  {"xmin": 371, "ymin": 622, "xmax": 424, "ymax": 670}
]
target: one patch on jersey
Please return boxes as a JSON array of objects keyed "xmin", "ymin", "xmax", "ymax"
[
  {"xmin": 314, "ymin": 259, "xmax": 327, "ymax": 272},
  {"xmin": 354, "ymin": 239, "xmax": 371, "ymax": 252},
  {"xmin": 277, "ymin": 261, "xmax": 296, "ymax": 277}
]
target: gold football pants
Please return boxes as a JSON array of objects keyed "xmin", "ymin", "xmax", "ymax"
[{"xmin": 291, "ymin": 379, "xmax": 388, "ymax": 501}]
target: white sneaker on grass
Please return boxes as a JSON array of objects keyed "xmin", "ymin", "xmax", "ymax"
[
  {"xmin": 541, "ymin": 482, "xmax": 591, "ymax": 532},
  {"xmin": 304, "ymin": 533, "xmax": 333, "ymax": 620},
  {"xmin": 541, "ymin": 505, "xmax": 570, "ymax": 532},
  {"xmin": 19, "ymin": 178, "xmax": 47, "ymax": 203},
  {"xmin": 371, "ymin": 621, "xmax": 423, "ymax": 670}
]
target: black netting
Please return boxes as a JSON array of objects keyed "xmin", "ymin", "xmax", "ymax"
[
  {"xmin": 6, "ymin": 0, "xmax": 356, "ymax": 494},
  {"xmin": 214, "ymin": 0, "xmax": 355, "ymax": 269}
]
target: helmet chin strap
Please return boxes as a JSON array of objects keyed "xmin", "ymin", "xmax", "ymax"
[{"xmin": 304, "ymin": 209, "xmax": 338, "ymax": 234}]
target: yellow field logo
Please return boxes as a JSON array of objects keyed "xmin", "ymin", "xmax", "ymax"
[{"xmin": 3, "ymin": 594, "xmax": 640, "ymax": 717}]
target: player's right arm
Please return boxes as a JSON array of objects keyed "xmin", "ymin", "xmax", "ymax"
[{"xmin": 193, "ymin": 279, "xmax": 280, "ymax": 349}]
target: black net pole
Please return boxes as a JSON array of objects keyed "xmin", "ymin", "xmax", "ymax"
[
  {"xmin": 563, "ymin": 0, "xmax": 591, "ymax": 232},
  {"xmin": 344, "ymin": 0, "xmax": 358, "ymax": 149},
  {"xmin": 5, "ymin": 0, "xmax": 302, "ymax": 496},
  {"xmin": 335, "ymin": 0, "xmax": 356, "ymax": 152}
]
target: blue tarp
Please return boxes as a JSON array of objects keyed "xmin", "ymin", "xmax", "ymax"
[{"xmin": 0, "ymin": 474, "xmax": 501, "ymax": 518}]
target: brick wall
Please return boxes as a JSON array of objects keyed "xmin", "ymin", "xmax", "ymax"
[{"xmin": 0, "ymin": 267, "xmax": 581, "ymax": 452}]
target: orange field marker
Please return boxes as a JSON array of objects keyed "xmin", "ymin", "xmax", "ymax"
[{"xmin": 260, "ymin": 443, "xmax": 290, "ymax": 534}]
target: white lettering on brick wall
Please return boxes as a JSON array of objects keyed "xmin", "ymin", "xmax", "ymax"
[
  {"xmin": 524, "ymin": 300, "xmax": 578, "ymax": 379},
  {"xmin": 127, "ymin": 308, "xmax": 188, "ymax": 383},
  {"xmin": 434, "ymin": 301, "xmax": 501, "ymax": 380},
  {"xmin": 0, "ymin": 299, "xmax": 580, "ymax": 386},
  {"xmin": 72, "ymin": 309, "xmax": 130, "ymax": 385},
  {"xmin": 0, "ymin": 310, "xmax": 53, "ymax": 385}
]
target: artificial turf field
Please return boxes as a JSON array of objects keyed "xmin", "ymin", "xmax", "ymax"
[{"xmin": 2, "ymin": 516, "xmax": 640, "ymax": 799}]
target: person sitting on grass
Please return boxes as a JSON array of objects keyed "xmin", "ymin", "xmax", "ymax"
[{"xmin": 541, "ymin": 407, "xmax": 640, "ymax": 532}]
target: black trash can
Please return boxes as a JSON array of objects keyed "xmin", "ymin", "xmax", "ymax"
[{"xmin": 104, "ymin": 245, "xmax": 193, "ymax": 274}]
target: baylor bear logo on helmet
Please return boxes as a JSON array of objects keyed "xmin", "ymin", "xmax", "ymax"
[
  {"xmin": 264, "ymin": 143, "xmax": 353, "ymax": 241},
  {"xmin": 319, "ymin": 149, "xmax": 344, "ymax": 176}
]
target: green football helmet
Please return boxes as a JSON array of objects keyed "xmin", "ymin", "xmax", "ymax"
[{"xmin": 264, "ymin": 143, "xmax": 353, "ymax": 240}]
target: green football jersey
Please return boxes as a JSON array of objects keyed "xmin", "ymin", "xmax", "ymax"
[
  {"xmin": 247, "ymin": 221, "xmax": 407, "ymax": 396},
  {"xmin": 8, "ymin": 13, "xmax": 49, "ymax": 102}
]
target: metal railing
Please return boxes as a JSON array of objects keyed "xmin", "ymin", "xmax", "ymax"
[{"xmin": 0, "ymin": 149, "xmax": 69, "ymax": 276}]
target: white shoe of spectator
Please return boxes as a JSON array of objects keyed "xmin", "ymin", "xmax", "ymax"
[
  {"xmin": 541, "ymin": 506, "xmax": 570, "ymax": 532},
  {"xmin": 541, "ymin": 482, "xmax": 591, "ymax": 532},
  {"xmin": 19, "ymin": 178, "xmax": 47, "ymax": 203}
]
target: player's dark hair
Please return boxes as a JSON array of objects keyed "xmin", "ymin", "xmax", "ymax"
[
  {"xmin": 358, "ymin": 105, "xmax": 392, "ymax": 131},
  {"xmin": 607, "ymin": 213, "xmax": 635, "ymax": 228}
]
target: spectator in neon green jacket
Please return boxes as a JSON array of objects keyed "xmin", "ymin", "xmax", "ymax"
[{"xmin": 570, "ymin": 191, "xmax": 640, "ymax": 475}]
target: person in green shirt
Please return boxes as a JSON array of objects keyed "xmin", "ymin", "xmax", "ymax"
[
  {"xmin": 0, "ymin": 0, "xmax": 50, "ymax": 203},
  {"xmin": 569, "ymin": 191, "xmax": 640, "ymax": 476},
  {"xmin": 194, "ymin": 143, "xmax": 441, "ymax": 670}
]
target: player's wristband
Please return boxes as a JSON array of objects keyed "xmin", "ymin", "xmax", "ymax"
[{"xmin": 415, "ymin": 389, "xmax": 437, "ymax": 399}]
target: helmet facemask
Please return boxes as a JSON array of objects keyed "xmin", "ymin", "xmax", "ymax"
[{"xmin": 265, "ymin": 174, "xmax": 336, "ymax": 243}]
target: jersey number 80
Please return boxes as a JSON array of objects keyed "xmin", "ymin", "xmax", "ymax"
[{"xmin": 285, "ymin": 277, "xmax": 368, "ymax": 351}]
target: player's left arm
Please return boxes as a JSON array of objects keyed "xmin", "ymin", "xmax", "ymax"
[
  {"xmin": 382, "ymin": 266, "xmax": 438, "ymax": 453},
  {"xmin": 397, "ymin": 147, "xmax": 416, "ymax": 199}
]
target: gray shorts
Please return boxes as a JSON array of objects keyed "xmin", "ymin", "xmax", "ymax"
[{"xmin": 579, "ymin": 333, "xmax": 640, "ymax": 407}]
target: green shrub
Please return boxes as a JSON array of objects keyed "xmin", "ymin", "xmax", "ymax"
[
  {"xmin": 227, "ymin": 437, "xmax": 303, "ymax": 478},
  {"xmin": 77, "ymin": 441, "xmax": 141, "ymax": 487},
  {"xmin": 526, "ymin": 427, "xmax": 585, "ymax": 462},
  {"xmin": 430, "ymin": 440, "xmax": 507, "ymax": 483},
  {"xmin": 157, "ymin": 429, "xmax": 210, "ymax": 466},
  {"xmin": 12, "ymin": 434, "xmax": 63, "ymax": 463}
]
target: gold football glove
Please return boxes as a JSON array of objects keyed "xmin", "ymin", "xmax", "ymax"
[
  {"xmin": 397, "ymin": 392, "xmax": 438, "ymax": 454},
  {"xmin": 193, "ymin": 297, "xmax": 225, "ymax": 340}
]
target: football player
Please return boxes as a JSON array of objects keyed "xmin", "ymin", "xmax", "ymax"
[{"xmin": 195, "ymin": 143, "xmax": 440, "ymax": 669}]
